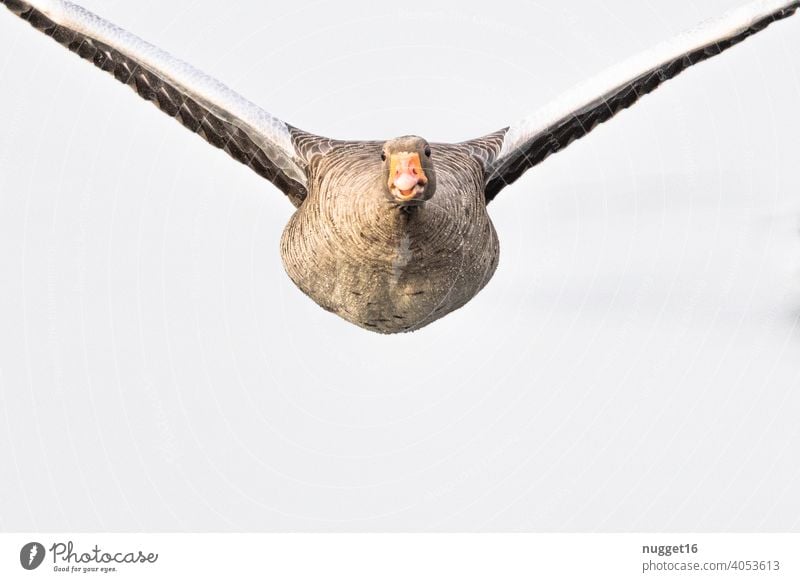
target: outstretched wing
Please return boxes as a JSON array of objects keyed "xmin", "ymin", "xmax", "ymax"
[
  {"xmin": 1, "ymin": 0, "xmax": 327, "ymax": 207},
  {"xmin": 469, "ymin": 0, "xmax": 799, "ymax": 202}
]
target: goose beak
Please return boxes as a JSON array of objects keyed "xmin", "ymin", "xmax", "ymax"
[{"xmin": 389, "ymin": 152, "xmax": 428, "ymax": 204}]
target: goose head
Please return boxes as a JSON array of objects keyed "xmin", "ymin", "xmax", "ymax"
[{"xmin": 381, "ymin": 136, "xmax": 436, "ymax": 207}]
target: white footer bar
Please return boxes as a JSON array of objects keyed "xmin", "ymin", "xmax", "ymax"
[{"xmin": 2, "ymin": 533, "xmax": 797, "ymax": 581}]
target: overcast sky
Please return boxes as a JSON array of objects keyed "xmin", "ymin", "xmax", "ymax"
[{"xmin": 0, "ymin": 0, "xmax": 799, "ymax": 531}]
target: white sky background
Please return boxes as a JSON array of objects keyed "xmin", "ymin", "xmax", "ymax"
[{"xmin": 0, "ymin": 0, "xmax": 799, "ymax": 531}]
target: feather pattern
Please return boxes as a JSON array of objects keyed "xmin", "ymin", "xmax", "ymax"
[
  {"xmin": 479, "ymin": 0, "xmax": 800, "ymax": 201},
  {"xmin": 1, "ymin": 0, "xmax": 319, "ymax": 205}
]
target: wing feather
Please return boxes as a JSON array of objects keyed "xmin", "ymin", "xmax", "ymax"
[
  {"xmin": 1, "ymin": 0, "xmax": 319, "ymax": 206},
  {"xmin": 478, "ymin": 0, "xmax": 799, "ymax": 202}
]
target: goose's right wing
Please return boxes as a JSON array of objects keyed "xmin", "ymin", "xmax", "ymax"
[{"xmin": 1, "ymin": 0, "xmax": 327, "ymax": 207}]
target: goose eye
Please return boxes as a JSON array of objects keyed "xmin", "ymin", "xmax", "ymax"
[
  {"xmin": 424, "ymin": 145, "xmax": 431, "ymax": 157},
  {"xmin": 381, "ymin": 151, "xmax": 387, "ymax": 162}
]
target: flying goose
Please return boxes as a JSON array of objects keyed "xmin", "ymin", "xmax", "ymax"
[{"xmin": 2, "ymin": 0, "xmax": 798, "ymax": 333}]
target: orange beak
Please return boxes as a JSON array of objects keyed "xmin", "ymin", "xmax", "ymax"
[{"xmin": 388, "ymin": 152, "xmax": 427, "ymax": 200}]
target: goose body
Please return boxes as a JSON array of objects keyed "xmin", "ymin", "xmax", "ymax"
[
  {"xmin": 282, "ymin": 140, "xmax": 500, "ymax": 333},
  {"xmin": 2, "ymin": 0, "xmax": 798, "ymax": 333}
]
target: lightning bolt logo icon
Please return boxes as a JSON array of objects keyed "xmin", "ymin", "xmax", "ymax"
[{"xmin": 20, "ymin": 542, "xmax": 45, "ymax": 570}]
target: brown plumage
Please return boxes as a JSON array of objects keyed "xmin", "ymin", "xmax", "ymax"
[
  {"xmin": 282, "ymin": 137, "xmax": 500, "ymax": 332},
  {"xmin": 2, "ymin": 0, "xmax": 798, "ymax": 333}
]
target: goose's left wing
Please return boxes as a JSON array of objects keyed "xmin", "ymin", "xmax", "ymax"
[
  {"xmin": 1, "ymin": 0, "xmax": 328, "ymax": 207},
  {"xmin": 467, "ymin": 0, "xmax": 799, "ymax": 202}
]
